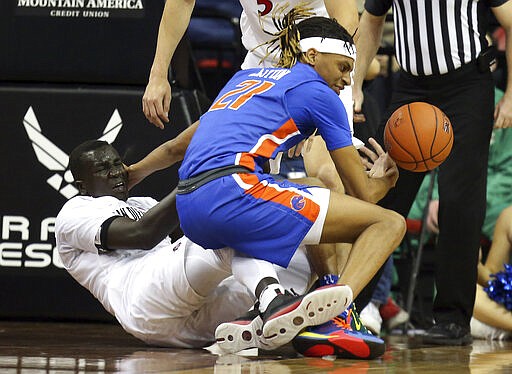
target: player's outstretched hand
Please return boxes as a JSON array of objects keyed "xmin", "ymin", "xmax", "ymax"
[
  {"xmin": 125, "ymin": 164, "xmax": 148, "ymax": 191},
  {"xmin": 142, "ymin": 76, "xmax": 171, "ymax": 129},
  {"xmin": 359, "ymin": 137, "xmax": 386, "ymax": 176},
  {"xmin": 360, "ymin": 138, "xmax": 399, "ymax": 185}
]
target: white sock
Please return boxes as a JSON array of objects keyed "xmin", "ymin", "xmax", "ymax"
[
  {"xmin": 259, "ymin": 284, "xmax": 286, "ymax": 313},
  {"xmin": 231, "ymin": 252, "xmax": 279, "ymax": 298}
]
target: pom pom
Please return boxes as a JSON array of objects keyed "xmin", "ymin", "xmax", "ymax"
[{"xmin": 484, "ymin": 263, "xmax": 512, "ymax": 311}]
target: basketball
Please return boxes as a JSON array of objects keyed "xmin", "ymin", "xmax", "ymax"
[{"xmin": 384, "ymin": 102, "xmax": 453, "ymax": 172}]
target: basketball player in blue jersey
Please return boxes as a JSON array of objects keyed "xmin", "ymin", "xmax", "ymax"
[{"xmin": 130, "ymin": 11, "xmax": 406, "ymax": 356}]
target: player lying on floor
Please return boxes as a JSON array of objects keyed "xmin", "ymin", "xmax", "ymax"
[
  {"xmin": 55, "ymin": 140, "xmax": 315, "ymax": 349},
  {"xmin": 128, "ymin": 11, "xmax": 405, "ymax": 358}
]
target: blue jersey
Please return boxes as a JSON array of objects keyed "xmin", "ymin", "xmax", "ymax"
[{"xmin": 179, "ymin": 62, "xmax": 352, "ymax": 179}]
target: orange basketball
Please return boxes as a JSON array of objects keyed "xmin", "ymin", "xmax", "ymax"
[{"xmin": 384, "ymin": 102, "xmax": 453, "ymax": 172}]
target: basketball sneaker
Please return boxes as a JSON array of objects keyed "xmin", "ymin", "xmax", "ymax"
[
  {"xmin": 261, "ymin": 285, "xmax": 353, "ymax": 349},
  {"xmin": 292, "ymin": 303, "xmax": 386, "ymax": 359},
  {"xmin": 215, "ymin": 305, "xmax": 270, "ymax": 354},
  {"xmin": 360, "ymin": 301, "xmax": 382, "ymax": 335},
  {"xmin": 380, "ymin": 296, "xmax": 409, "ymax": 330}
]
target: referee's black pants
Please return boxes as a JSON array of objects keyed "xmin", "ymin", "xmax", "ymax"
[{"xmin": 356, "ymin": 62, "xmax": 494, "ymax": 328}]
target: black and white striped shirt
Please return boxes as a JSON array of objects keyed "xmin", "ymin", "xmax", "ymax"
[{"xmin": 365, "ymin": 0, "xmax": 508, "ymax": 75}]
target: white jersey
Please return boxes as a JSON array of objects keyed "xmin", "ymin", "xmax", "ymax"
[
  {"xmin": 239, "ymin": 0, "xmax": 328, "ymax": 68},
  {"xmin": 56, "ymin": 195, "xmax": 158, "ymax": 317},
  {"xmin": 56, "ymin": 195, "xmax": 312, "ymax": 348},
  {"xmin": 55, "ymin": 196, "xmax": 250, "ymax": 347},
  {"xmin": 238, "ymin": 0, "xmax": 358, "ymax": 145}
]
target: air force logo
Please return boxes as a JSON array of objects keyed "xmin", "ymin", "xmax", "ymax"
[{"xmin": 22, "ymin": 106, "xmax": 123, "ymax": 199}]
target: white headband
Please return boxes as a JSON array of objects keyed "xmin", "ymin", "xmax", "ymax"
[{"xmin": 299, "ymin": 37, "xmax": 356, "ymax": 60}]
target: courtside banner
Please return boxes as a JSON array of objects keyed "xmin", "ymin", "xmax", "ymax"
[
  {"xmin": 15, "ymin": 0, "xmax": 146, "ymax": 18},
  {"xmin": 0, "ymin": 1, "xmax": 164, "ymax": 84},
  {"xmin": 0, "ymin": 84, "xmax": 202, "ymax": 320}
]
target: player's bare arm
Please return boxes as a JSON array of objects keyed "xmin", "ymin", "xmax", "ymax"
[
  {"xmin": 352, "ymin": 11, "xmax": 386, "ymax": 113},
  {"xmin": 324, "ymin": 0, "xmax": 358, "ymax": 37},
  {"xmin": 142, "ymin": 0, "xmax": 196, "ymax": 129},
  {"xmin": 104, "ymin": 188, "xmax": 179, "ymax": 250},
  {"xmin": 127, "ymin": 120, "xmax": 199, "ymax": 189}
]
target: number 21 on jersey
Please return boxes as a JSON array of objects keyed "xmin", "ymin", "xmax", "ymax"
[{"xmin": 210, "ymin": 80, "xmax": 275, "ymax": 111}]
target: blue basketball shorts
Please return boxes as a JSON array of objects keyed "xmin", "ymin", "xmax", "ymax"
[{"xmin": 176, "ymin": 172, "xmax": 330, "ymax": 268}]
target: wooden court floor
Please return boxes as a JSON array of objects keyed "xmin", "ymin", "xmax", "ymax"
[{"xmin": 1, "ymin": 321, "xmax": 512, "ymax": 373}]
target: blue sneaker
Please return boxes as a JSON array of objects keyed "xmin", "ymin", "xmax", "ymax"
[{"xmin": 292, "ymin": 303, "xmax": 386, "ymax": 359}]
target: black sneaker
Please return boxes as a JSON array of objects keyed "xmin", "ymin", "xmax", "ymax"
[
  {"xmin": 261, "ymin": 284, "xmax": 353, "ymax": 349},
  {"xmin": 422, "ymin": 322, "xmax": 473, "ymax": 346},
  {"xmin": 215, "ymin": 306, "xmax": 266, "ymax": 354}
]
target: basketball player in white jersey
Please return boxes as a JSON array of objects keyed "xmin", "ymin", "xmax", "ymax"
[{"xmin": 55, "ymin": 139, "xmax": 345, "ymax": 349}]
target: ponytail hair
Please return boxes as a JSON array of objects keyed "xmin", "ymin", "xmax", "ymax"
[{"xmin": 258, "ymin": 4, "xmax": 355, "ymax": 68}]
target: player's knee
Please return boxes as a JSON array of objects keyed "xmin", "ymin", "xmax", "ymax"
[{"xmin": 382, "ymin": 209, "xmax": 407, "ymax": 239}]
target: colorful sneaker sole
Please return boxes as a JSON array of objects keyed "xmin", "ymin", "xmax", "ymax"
[
  {"xmin": 262, "ymin": 285, "xmax": 353, "ymax": 349},
  {"xmin": 292, "ymin": 329, "xmax": 386, "ymax": 359},
  {"xmin": 215, "ymin": 315, "xmax": 267, "ymax": 354}
]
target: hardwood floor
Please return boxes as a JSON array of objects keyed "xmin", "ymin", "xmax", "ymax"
[{"xmin": 1, "ymin": 321, "xmax": 511, "ymax": 373}]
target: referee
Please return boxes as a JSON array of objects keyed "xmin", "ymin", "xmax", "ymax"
[{"xmin": 353, "ymin": 0, "xmax": 512, "ymax": 345}]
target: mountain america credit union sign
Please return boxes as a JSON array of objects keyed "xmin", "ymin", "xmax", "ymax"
[{"xmin": 16, "ymin": 0, "xmax": 145, "ymax": 18}]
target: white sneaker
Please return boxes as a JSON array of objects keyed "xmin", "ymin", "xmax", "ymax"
[
  {"xmin": 470, "ymin": 317, "xmax": 510, "ymax": 341},
  {"xmin": 386, "ymin": 308, "xmax": 410, "ymax": 330},
  {"xmin": 360, "ymin": 302, "xmax": 382, "ymax": 336}
]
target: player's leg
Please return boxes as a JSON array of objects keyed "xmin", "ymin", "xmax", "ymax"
[
  {"xmin": 216, "ymin": 251, "xmax": 352, "ymax": 352},
  {"xmin": 183, "ymin": 238, "xmax": 282, "ymax": 352},
  {"xmin": 335, "ymin": 242, "xmax": 352, "ymax": 276},
  {"xmin": 280, "ymin": 185, "xmax": 384, "ymax": 354},
  {"xmin": 183, "ymin": 240, "xmax": 290, "ymax": 353},
  {"xmin": 185, "ymin": 278, "xmax": 257, "ymax": 349},
  {"xmin": 275, "ymin": 245, "xmax": 314, "ymax": 295},
  {"xmin": 183, "ymin": 239, "xmax": 289, "ymax": 352},
  {"xmin": 183, "ymin": 240, "xmax": 234, "ymax": 297},
  {"xmin": 293, "ymin": 189, "xmax": 405, "ymax": 359},
  {"xmin": 300, "ymin": 142, "xmax": 354, "ymax": 289},
  {"xmin": 118, "ymin": 237, "xmax": 245, "ymax": 348},
  {"xmin": 289, "ymin": 175, "xmax": 349, "ymax": 281},
  {"xmin": 214, "ymin": 246, "xmax": 316, "ymax": 353},
  {"xmin": 312, "ymin": 190, "xmax": 407, "ymax": 298}
]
